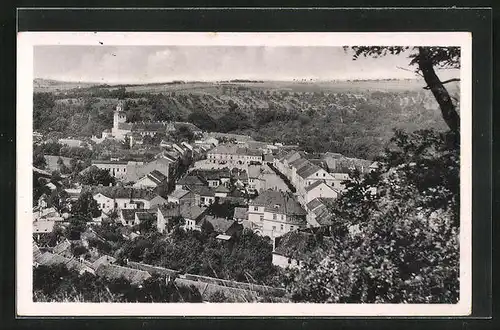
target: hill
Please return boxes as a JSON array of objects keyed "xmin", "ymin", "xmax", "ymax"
[{"xmin": 33, "ymin": 79, "xmax": 458, "ymax": 159}]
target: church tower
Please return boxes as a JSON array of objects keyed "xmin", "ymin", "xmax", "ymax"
[{"xmin": 113, "ymin": 100, "xmax": 127, "ymax": 130}]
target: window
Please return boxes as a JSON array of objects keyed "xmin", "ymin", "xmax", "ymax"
[
  {"xmin": 316, "ymin": 173, "xmax": 318, "ymax": 177},
  {"xmin": 272, "ymin": 226, "xmax": 276, "ymax": 231},
  {"xmin": 273, "ymin": 213, "xmax": 277, "ymax": 220},
  {"xmin": 280, "ymin": 224, "xmax": 284, "ymax": 230},
  {"xmin": 290, "ymin": 225, "xmax": 294, "ymax": 230},
  {"xmin": 288, "ymin": 258, "xmax": 291, "ymax": 264},
  {"xmin": 260, "ymin": 215, "xmax": 264, "ymax": 222},
  {"xmin": 254, "ymin": 206, "xmax": 258, "ymax": 211},
  {"xmin": 323, "ymin": 173, "xmax": 326, "ymax": 177},
  {"xmin": 124, "ymin": 203, "xmax": 127, "ymax": 208}
]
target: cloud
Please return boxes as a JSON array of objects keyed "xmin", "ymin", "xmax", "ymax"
[{"xmin": 34, "ymin": 45, "xmax": 460, "ymax": 83}]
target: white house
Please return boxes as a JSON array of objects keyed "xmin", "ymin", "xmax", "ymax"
[
  {"xmin": 304, "ymin": 180, "xmax": 340, "ymax": 204},
  {"xmin": 132, "ymin": 170, "xmax": 168, "ymax": 189},
  {"xmin": 156, "ymin": 203, "xmax": 206, "ymax": 233},
  {"xmin": 90, "ymin": 186, "xmax": 168, "ymax": 215},
  {"xmin": 247, "ymin": 190, "xmax": 307, "ymax": 239}
]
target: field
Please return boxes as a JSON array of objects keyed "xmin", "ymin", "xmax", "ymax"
[{"xmin": 34, "ymin": 78, "xmax": 441, "ymax": 95}]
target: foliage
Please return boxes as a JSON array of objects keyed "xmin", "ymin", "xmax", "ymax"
[
  {"xmin": 285, "ymin": 129, "xmax": 459, "ymax": 303},
  {"xmin": 117, "ymin": 227, "xmax": 279, "ymax": 285},
  {"xmin": 77, "ymin": 166, "xmax": 116, "ymax": 186},
  {"xmin": 71, "ymin": 191, "xmax": 101, "ymax": 219},
  {"xmin": 33, "ymin": 264, "xmax": 202, "ymax": 302},
  {"xmin": 347, "ymin": 46, "xmax": 460, "ymax": 134},
  {"xmin": 33, "ymin": 152, "xmax": 47, "ymax": 169}
]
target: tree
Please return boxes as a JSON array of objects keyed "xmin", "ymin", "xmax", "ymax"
[
  {"xmin": 33, "ymin": 152, "xmax": 47, "ymax": 169},
  {"xmin": 71, "ymin": 191, "xmax": 100, "ymax": 220},
  {"xmin": 172, "ymin": 125, "xmax": 195, "ymax": 142},
  {"xmin": 346, "ymin": 46, "xmax": 460, "ymax": 136},
  {"xmin": 285, "ymin": 129, "xmax": 459, "ymax": 303},
  {"xmin": 78, "ymin": 166, "xmax": 115, "ymax": 186}
]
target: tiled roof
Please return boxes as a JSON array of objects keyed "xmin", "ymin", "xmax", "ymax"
[
  {"xmin": 202, "ymin": 216, "xmax": 235, "ymax": 232},
  {"xmin": 121, "ymin": 209, "xmax": 156, "ymax": 222},
  {"xmin": 52, "ymin": 239, "xmax": 71, "ymax": 255},
  {"xmin": 177, "ymin": 175, "xmax": 206, "ymax": 187},
  {"xmin": 92, "ymin": 160, "xmax": 128, "ymax": 165},
  {"xmin": 214, "ymin": 185, "xmax": 230, "ymax": 193},
  {"xmin": 250, "ymin": 190, "xmax": 306, "ymax": 216},
  {"xmin": 33, "ymin": 220, "xmax": 55, "ymax": 233},
  {"xmin": 306, "ymin": 198, "xmax": 323, "ymax": 211},
  {"xmin": 88, "ymin": 186, "xmax": 158, "ymax": 201},
  {"xmin": 91, "ymin": 255, "xmax": 116, "ymax": 271},
  {"xmin": 188, "ymin": 185, "xmax": 215, "ymax": 197},
  {"xmin": 136, "ymin": 211, "xmax": 156, "ymax": 221},
  {"xmin": 158, "ymin": 203, "xmax": 206, "ymax": 221},
  {"xmin": 233, "ymin": 207, "xmax": 248, "ymax": 220},
  {"xmin": 147, "ymin": 170, "xmax": 167, "ymax": 184},
  {"xmin": 313, "ymin": 205, "xmax": 335, "ymax": 226},
  {"xmin": 305, "ymin": 180, "xmax": 339, "ymax": 193},
  {"xmin": 36, "ymin": 252, "xmax": 95, "ymax": 274},
  {"xmin": 169, "ymin": 188, "xmax": 190, "ymax": 200},
  {"xmin": 296, "ymin": 162, "xmax": 322, "ymax": 179},
  {"xmin": 95, "ymin": 264, "xmax": 151, "ymax": 285}
]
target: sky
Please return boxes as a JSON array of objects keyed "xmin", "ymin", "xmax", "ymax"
[{"xmin": 34, "ymin": 46, "xmax": 459, "ymax": 84}]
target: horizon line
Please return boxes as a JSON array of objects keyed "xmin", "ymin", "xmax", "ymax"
[{"xmin": 33, "ymin": 76, "xmax": 423, "ymax": 85}]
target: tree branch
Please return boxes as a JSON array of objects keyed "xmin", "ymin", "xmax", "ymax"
[
  {"xmin": 396, "ymin": 66, "xmax": 423, "ymax": 78},
  {"xmin": 423, "ymin": 78, "xmax": 460, "ymax": 90}
]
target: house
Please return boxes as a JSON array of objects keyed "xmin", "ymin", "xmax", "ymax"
[
  {"xmin": 187, "ymin": 185, "xmax": 216, "ymax": 206},
  {"xmin": 214, "ymin": 184, "xmax": 230, "ymax": 198},
  {"xmin": 247, "ymin": 190, "xmax": 307, "ymax": 238},
  {"xmin": 167, "ymin": 188, "xmax": 192, "ymax": 204},
  {"xmin": 33, "ymin": 219, "xmax": 55, "ymax": 234},
  {"xmin": 64, "ymin": 187, "xmax": 82, "ymax": 201},
  {"xmin": 126, "ymin": 157, "xmax": 176, "ymax": 186},
  {"xmin": 200, "ymin": 215, "xmax": 236, "ymax": 234},
  {"xmin": 294, "ymin": 160, "xmax": 336, "ymax": 196},
  {"xmin": 304, "ymin": 180, "xmax": 340, "ymax": 204},
  {"xmin": 35, "ymin": 252, "xmax": 95, "ymax": 275},
  {"xmin": 119, "ymin": 209, "xmax": 157, "ymax": 227},
  {"xmin": 207, "ymin": 144, "xmax": 263, "ymax": 166},
  {"xmin": 156, "ymin": 203, "xmax": 207, "ymax": 233},
  {"xmin": 175, "ymin": 174, "xmax": 207, "ymax": 190},
  {"xmin": 305, "ymin": 197, "xmax": 336, "ymax": 228},
  {"xmin": 132, "ymin": 170, "xmax": 169, "ymax": 196},
  {"xmin": 88, "ymin": 186, "xmax": 168, "ymax": 214},
  {"xmin": 233, "ymin": 207, "xmax": 248, "ymax": 223},
  {"xmin": 91, "ymin": 160, "xmax": 129, "ymax": 180}
]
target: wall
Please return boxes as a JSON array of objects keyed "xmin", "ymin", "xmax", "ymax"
[{"xmin": 272, "ymin": 253, "xmax": 300, "ymax": 269}]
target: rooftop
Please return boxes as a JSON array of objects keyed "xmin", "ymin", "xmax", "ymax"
[
  {"xmin": 233, "ymin": 207, "xmax": 248, "ymax": 220},
  {"xmin": 250, "ymin": 190, "xmax": 306, "ymax": 217},
  {"xmin": 202, "ymin": 216, "xmax": 235, "ymax": 233},
  {"xmin": 95, "ymin": 264, "xmax": 151, "ymax": 285},
  {"xmin": 147, "ymin": 170, "xmax": 167, "ymax": 184},
  {"xmin": 86, "ymin": 186, "xmax": 159, "ymax": 201},
  {"xmin": 158, "ymin": 203, "xmax": 206, "ymax": 221}
]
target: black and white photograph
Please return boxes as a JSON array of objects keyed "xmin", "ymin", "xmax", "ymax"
[{"xmin": 17, "ymin": 32, "xmax": 472, "ymax": 316}]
